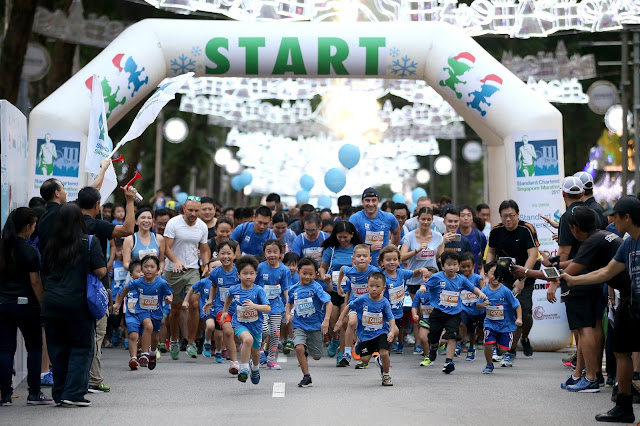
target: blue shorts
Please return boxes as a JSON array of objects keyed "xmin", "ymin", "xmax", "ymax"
[
  {"xmin": 125, "ymin": 313, "xmax": 144, "ymax": 335},
  {"xmin": 234, "ymin": 326, "xmax": 262, "ymax": 349},
  {"xmin": 483, "ymin": 328, "xmax": 513, "ymax": 351},
  {"xmin": 162, "ymin": 303, "xmax": 171, "ymax": 318}
]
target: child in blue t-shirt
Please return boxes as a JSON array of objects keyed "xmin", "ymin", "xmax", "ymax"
[
  {"xmin": 204, "ymin": 240, "xmax": 241, "ymax": 369},
  {"xmin": 412, "ymin": 289, "xmax": 433, "ymax": 366},
  {"xmin": 286, "ymin": 257, "xmax": 332, "ymax": 388},
  {"xmin": 220, "ymin": 255, "xmax": 270, "ymax": 384},
  {"xmin": 458, "ymin": 252, "xmax": 485, "ymax": 361},
  {"xmin": 335, "ymin": 272, "xmax": 398, "ymax": 386},
  {"xmin": 478, "ymin": 262, "xmax": 522, "ymax": 374},
  {"xmin": 107, "ymin": 238, "xmax": 128, "ymax": 348},
  {"xmin": 116, "ymin": 256, "xmax": 173, "ymax": 371},
  {"xmin": 336, "ymin": 244, "xmax": 378, "ymax": 367},
  {"xmin": 255, "ymin": 240, "xmax": 291, "ymax": 370},
  {"xmin": 183, "ymin": 277, "xmax": 214, "ymax": 358},
  {"xmin": 118, "ymin": 260, "xmax": 143, "ymax": 369},
  {"xmin": 424, "ymin": 251, "xmax": 486, "ymax": 374},
  {"xmin": 281, "ymin": 252, "xmax": 300, "ymax": 355}
]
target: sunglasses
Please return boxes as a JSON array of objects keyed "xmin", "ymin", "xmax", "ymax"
[{"xmin": 187, "ymin": 196, "xmax": 201, "ymax": 202}]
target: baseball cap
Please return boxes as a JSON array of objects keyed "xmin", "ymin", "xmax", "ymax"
[
  {"xmin": 561, "ymin": 176, "xmax": 584, "ymax": 195},
  {"xmin": 573, "ymin": 171, "xmax": 594, "ymax": 190},
  {"xmin": 603, "ymin": 195, "xmax": 640, "ymax": 217},
  {"xmin": 361, "ymin": 187, "xmax": 379, "ymax": 200}
]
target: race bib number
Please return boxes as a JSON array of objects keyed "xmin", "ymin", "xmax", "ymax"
[
  {"xmin": 218, "ymin": 287, "xmax": 229, "ymax": 301},
  {"xmin": 303, "ymin": 246, "xmax": 322, "ymax": 261},
  {"xmin": 460, "ymin": 290, "xmax": 478, "ymax": 306},
  {"xmin": 403, "ymin": 294, "xmax": 413, "ymax": 308},
  {"xmin": 237, "ymin": 305, "xmax": 259, "ymax": 323},
  {"xmin": 294, "ymin": 297, "xmax": 316, "ymax": 317},
  {"xmin": 264, "ymin": 284, "xmax": 281, "ymax": 299},
  {"xmin": 139, "ymin": 294, "xmax": 158, "ymax": 310},
  {"xmin": 439, "ymin": 290, "xmax": 460, "ymax": 307},
  {"xmin": 365, "ymin": 231, "xmax": 384, "ymax": 245},
  {"xmin": 487, "ymin": 305, "xmax": 505, "ymax": 321},
  {"xmin": 332, "ymin": 271, "xmax": 347, "ymax": 287},
  {"xmin": 351, "ymin": 282, "xmax": 368, "ymax": 297},
  {"xmin": 114, "ymin": 267, "xmax": 128, "ymax": 282},
  {"xmin": 417, "ymin": 249, "xmax": 434, "ymax": 260},
  {"xmin": 421, "ymin": 304, "xmax": 433, "ymax": 319},
  {"xmin": 388, "ymin": 285, "xmax": 405, "ymax": 306},
  {"xmin": 138, "ymin": 248, "xmax": 157, "ymax": 258},
  {"xmin": 362, "ymin": 311, "xmax": 383, "ymax": 330},
  {"xmin": 126, "ymin": 297, "xmax": 137, "ymax": 314}
]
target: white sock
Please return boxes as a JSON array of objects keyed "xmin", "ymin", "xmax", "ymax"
[
  {"xmin": 572, "ymin": 375, "xmax": 580, "ymax": 381},
  {"xmin": 251, "ymin": 364, "xmax": 259, "ymax": 372},
  {"xmin": 215, "ymin": 350, "xmax": 222, "ymax": 354},
  {"xmin": 142, "ymin": 352, "xmax": 149, "ymax": 356},
  {"xmin": 240, "ymin": 363, "xmax": 250, "ymax": 371},
  {"xmin": 345, "ymin": 346, "xmax": 352, "ymax": 356},
  {"xmin": 205, "ymin": 339, "xmax": 211, "ymax": 344},
  {"xmin": 149, "ymin": 349, "xmax": 156, "ymax": 356}
]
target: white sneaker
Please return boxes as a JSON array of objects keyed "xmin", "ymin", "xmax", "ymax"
[{"xmin": 404, "ymin": 335, "xmax": 415, "ymax": 345}]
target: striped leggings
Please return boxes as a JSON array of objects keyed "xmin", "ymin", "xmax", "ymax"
[{"xmin": 262, "ymin": 314, "xmax": 281, "ymax": 362}]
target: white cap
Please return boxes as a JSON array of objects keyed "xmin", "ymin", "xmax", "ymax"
[
  {"xmin": 562, "ymin": 176, "xmax": 584, "ymax": 195},
  {"xmin": 573, "ymin": 171, "xmax": 594, "ymax": 190}
]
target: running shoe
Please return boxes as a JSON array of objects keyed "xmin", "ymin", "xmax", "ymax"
[
  {"xmin": 41, "ymin": 370, "xmax": 53, "ymax": 387},
  {"xmin": 413, "ymin": 344, "xmax": 423, "ymax": 355},
  {"xmin": 466, "ymin": 349, "xmax": 476, "ymax": 361},
  {"xmin": 124, "ymin": 339, "xmax": 129, "ymax": 350},
  {"xmin": 229, "ymin": 361, "xmax": 240, "ymax": 375},
  {"xmin": 259, "ymin": 351, "xmax": 268, "ymax": 366},
  {"xmin": 186, "ymin": 343, "xmax": 198, "ymax": 359},
  {"xmin": 455, "ymin": 344, "xmax": 461, "ymax": 357},
  {"xmin": 180, "ymin": 339, "xmax": 187, "ymax": 351},
  {"xmin": 129, "ymin": 357, "xmax": 139, "ymax": 370},
  {"xmin": 136, "ymin": 349, "xmax": 142, "ymax": 359},
  {"xmin": 567, "ymin": 377, "xmax": 600, "ymax": 393},
  {"xmin": 376, "ymin": 353, "xmax": 384, "ymax": 378},
  {"xmin": 237, "ymin": 368, "xmax": 249, "ymax": 383},
  {"xmin": 429, "ymin": 345, "xmax": 438, "ymax": 362},
  {"xmin": 157, "ymin": 343, "xmax": 167, "ymax": 353},
  {"xmin": 88, "ymin": 384, "xmax": 110, "ymax": 393},
  {"xmin": 352, "ymin": 350, "xmax": 360, "ymax": 361},
  {"xmin": 170, "ymin": 341, "xmax": 180, "ymax": 360},
  {"xmin": 328, "ymin": 339, "xmax": 339, "ymax": 358},
  {"xmin": 596, "ymin": 371, "xmax": 605, "ymax": 386},
  {"xmin": 605, "ymin": 376, "xmax": 616, "ymax": 388},
  {"xmin": 27, "ymin": 392, "xmax": 54, "ymax": 405},
  {"xmin": 283, "ymin": 341, "xmax": 294, "ymax": 355},
  {"xmin": 404, "ymin": 334, "xmax": 415, "ymax": 345},
  {"xmin": 563, "ymin": 361, "xmax": 577, "ymax": 370},
  {"xmin": 438, "ymin": 343, "xmax": 447, "ymax": 355},
  {"xmin": 562, "ymin": 351, "xmax": 577, "ymax": 364},
  {"xmin": 214, "ymin": 352, "xmax": 223, "ymax": 363},
  {"xmin": 442, "ymin": 361, "xmax": 455, "ymax": 374},
  {"xmin": 482, "ymin": 364, "xmax": 494, "ymax": 374},
  {"xmin": 148, "ymin": 354, "xmax": 157, "ymax": 370},
  {"xmin": 392, "ymin": 342, "xmax": 398, "ymax": 352},
  {"xmin": 355, "ymin": 361, "xmax": 369, "ymax": 369},
  {"xmin": 382, "ymin": 375, "xmax": 393, "ymax": 386},
  {"xmin": 420, "ymin": 357, "xmax": 433, "ymax": 367},
  {"xmin": 561, "ymin": 374, "xmax": 582, "ymax": 389},
  {"xmin": 251, "ymin": 368, "xmax": 261, "ymax": 385},
  {"xmin": 492, "ymin": 346, "xmax": 503, "ymax": 362},
  {"xmin": 298, "ymin": 375, "xmax": 312, "ymax": 387},
  {"xmin": 138, "ymin": 354, "xmax": 149, "ymax": 367},
  {"xmin": 195, "ymin": 338, "xmax": 204, "ymax": 355},
  {"xmin": 266, "ymin": 361, "xmax": 281, "ymax": 370},
  {"xmin": 0, "ymin": 395, "xmax": 11, "ymax": 406},
  {"xmin": 521, "ymin": 337, "xmax": 533, "ymax": 356},
  {"xmin": 336, "ymin": 351, "xmax": 344, "ymax": 366},
  {"xmin": 203, "ymin": 343, "xmax": 212, "ymax": 358},
  {"xmin": 500, "ymin": 352, "xmax": 514, "ymax": 367},
  {"xmin": 338, "ymin": 353, "xmax": 351, "ymax": 367},
  {"xmin": 61, "ymin": 398, "xmax": 91, "ymax": 407},
  {"xmin": 396, "ymin": 343, "xmax": 404, "ymax": 354}
]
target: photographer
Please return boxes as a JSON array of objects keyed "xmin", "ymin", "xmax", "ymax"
[{"xmin": 486, "ymin": 200, "xmax": 539, "ymax": 358}]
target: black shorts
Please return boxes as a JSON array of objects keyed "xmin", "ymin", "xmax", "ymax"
[
  {"xmin": 565, "ymin": 287, "xmax": 603, "ymax": 330},
  {"xmin": 613, "ymin": 298, "xmax": 640, "ymax": 353},
  {"xmin": 427, "ymin": 309, "xmax": 460, "ymax": 345},
  {"xmin": 330, "ymin": 291, "xmax": 345, "ymax": 308},
  {"xmin": 461, "ymin": 311, "xmax": 485, "ymax": 331},
  {"xmin": 503, "ymin": 282, "xmax": 533, "ymax": 317},
  {"xmin": 407, "ymin": 285, "xmax": 422, "ymax": 295},
  {"xmin": 358, "ymin": 333, "xmax": 390, "ymax": 356}
]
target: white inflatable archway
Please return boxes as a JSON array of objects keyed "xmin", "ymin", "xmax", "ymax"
[{"xmin": 28, "ymin": 20, "xmax": 569, "ymax": 350}]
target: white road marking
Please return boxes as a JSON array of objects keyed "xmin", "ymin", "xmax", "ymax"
[
  {"xmin": 272, "ymin": 382, "xmax": 286, "ymax": 398},
  {"xmin": 277, "ymin": 354, "xmax": 288, "ymax": 363}
]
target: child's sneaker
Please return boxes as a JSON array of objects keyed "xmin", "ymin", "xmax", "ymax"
[
  {"xmin": 382, "ymin": 375, "xmax": 393, "ymax": 386},
  {"xmin": 129, "ymin": 357, "xmax": 139, "ymax": 370},
  {"xmin": 298, "ymin": 375, "xmax": 312, "ymax": 387},
  {"xmin": 203, "ymin": 343, "xmax": 212, "ymax": 358},
  {"xmin": 250, "ymin": 369, "xmax": 261, "ymax": 384},
  {"xmin": 328, "ymin": 339, "xmax": 339, "ymax": 357},
  {"xmin": 438, "ymin": 343, "xmax": 446, "ymax": 355},
  {"xmin": 355, "ymin": 361, "xmax": 369, "ymax": 369},
  {"xmin": 283, "ymin": 341, "xmax": 294, "ymax": 355},
  {"xmin": 148, "ymin": 354, "xmax": 157, "ymax": 370},
  {"xmin": 420, "ymin": 356, "xmax": 433, "ymax": 366},
  {"xmin": 238, "ymin": 368, "xmax": 249, "ymax": 383},
  {"xmin": 500, "ymin": 352, "xmax": 514, "ymax": 367},
  {"xmin": 266, "ymin": 361, "xmax": 281, "ymax": 370},
  {"xmin": 483, "ymin": 364, "xmax": 494, "ymax": 374},
  {"xmin": 395, "ymin": 343, "xmax": 404, "ymax": 354},
  {"xmin": 41, "ymin": 370, "xmax": 53, "ymax": 387},
  {"xmin": 138, "ymin": 354, "xmax": 149, "ymax": 367},
  {"xmin": 392, "ymin": 341, "xmax": 398, "ymax": 352},
  {"xmin": 338, "ymin": 353, "xmax": 351, "ymax": 367},
  {"xmin": 429, "ymin": 345, "xmax": 438, "ymax": 362},
  {"xmin": 413, "ymin": 344, "xmax": 422, "ymax": 355},
  {"xmin": 157, "ymin": 342, "xmax": 167, "ymax": 353},
  {"xmin": 492, "ymin": 346, "xmax": 503, "ymax": 362},
  {"xmin": 466, "ymin": 349, "xmax": 476, "ymax": 361},
  {"xmin": 455, "ymin": 344, "xmax": 461, "ymax": 356},
  {"xmin": 442, "ymin": 361, "xmax": 455, "ymax": 374},
  {"xmin": 259, "ymin": 351, "xmax": 268, "ymax": 366},
  {"xmin": 336, "ymin": 351, "xmax": 344, "ymax": 366},
  {"xmin": 214, "ymin": 352, "xmax": 223, "ymax": 363},
  {"xmin": 229, "ymin": 361, "xmax": 240, "ymax": 375}
]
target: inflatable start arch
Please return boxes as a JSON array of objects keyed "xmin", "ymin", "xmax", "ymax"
[{"xmin": 28, "ymin": 20, "xmax": 569, "ymax": 350}]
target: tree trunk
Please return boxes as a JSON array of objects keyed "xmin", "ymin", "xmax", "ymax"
[{"xmin": 0, "ymin": 0, "xmax": 38, "ymax": 104}]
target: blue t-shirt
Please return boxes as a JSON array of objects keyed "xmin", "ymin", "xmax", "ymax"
[
  {"xmin": 192, "ymin": 278, "xmax": 212, "ymax": 319},
  {"xmin": 122, "ymin": 285, "xmax": 140, "ymax": 318},
  {"xmin": 461, "ymin": 273, "xmax": 486, "ymax": 316},
  {"xmin": 255, "ymin": 261, "xmax": 291, "ymax": 315},
  {"xmin": 425, "ymin": 271, "xmax": 476, "ymax": 315},
  {"xmin": 606, "ymin": 222, "xmax": 623, "ymax": 238},
  {"xmin": 349, "ymin": 294, "xmax": 394, "ymax": 341},
  {"xmin": 127, "ymin": 277, "xmax": 173, "ymax": 320},
  {"xmin": 230, "ymin": 222, "xmax": 276, "ymax": 256},
  {"xmin": 110, "ymin": 259, "xmax": 128, "ymax": 295},
  {"xmin": 412, "ymin": 291, "xmax": 433, "ymax": 321},
  {"xmin": 481, "ymin": 284, "xmax": 521, "ymax": 332},
  {"xmin": 228, "ymin": 284, "xmax": 269, "ymax": 335},
  {"xmin": 613, "ymin": 237, "xmax": 640, "ymax": 302},
  {"xmin": 209, "ymin": 265, "xmax": 241, "ymax": 316},
  {"xmin": 343, "ymin": 265, "xmax": 380, "ymax": 303},
  {"xmin": 322, "ymin": 246, "xmax": 355, "ymax": 290},
  {"xmin": 349, "ymin": 210, "xmax": 399, "ymax": 265},
  {"xmin": 288, "ymin": 281, "xmax": 331, "ymax": 331},
  {"xmin": 291, "ymin": 232, "xmax": 329, "ymax": 263},
  {"xmin": 382, "ymin": 268, "xmax": 414, "ymax": 319},
  {"xmin": 458, "ymin": 228, "xmax": 487, "ymax": 274}
]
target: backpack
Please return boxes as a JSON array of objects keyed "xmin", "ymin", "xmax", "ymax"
[{"xmin": 86, "ymin": 235, "xmax": 109, "ymax": 319}]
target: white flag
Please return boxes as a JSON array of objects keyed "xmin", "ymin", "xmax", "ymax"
[
  {"xmin": 99, "ymin": 163, "xmax": 118, "ymax": 206},
  {"xmin": 85, "ymin": 75, "xmax": 112, "ymax": 174},
  {"xmin": 110, "ymin": 72, "xmax": 194, "ymax": 155}
]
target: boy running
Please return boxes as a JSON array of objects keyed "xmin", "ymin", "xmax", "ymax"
[{"xmin": 459, "ymin": 252, "xmax": 485, "ymax": 361}]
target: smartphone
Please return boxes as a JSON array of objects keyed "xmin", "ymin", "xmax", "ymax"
[
  {"xmin": 541, "ymin": 267, "xmax": 561, "ymax": 279},
  {"xmin": 543, "ymin": 223, "xmax": 557, "ymax": 235},
  {"xmin": 450, "ymin": 234, "xmax": 461, "ymax": 242},
  {"xmin": 17, "ymin": 297, "xmax": 28, "ymax": 305}
]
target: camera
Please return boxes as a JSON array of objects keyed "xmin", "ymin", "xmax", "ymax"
[{"xmin": 495, "ymin": 257, "xmax": 513, "ymax": 282}]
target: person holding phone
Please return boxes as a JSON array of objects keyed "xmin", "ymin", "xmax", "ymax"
[{"xmin": 441, "ymin": 208, "xmax": 472, "ymax": 257}]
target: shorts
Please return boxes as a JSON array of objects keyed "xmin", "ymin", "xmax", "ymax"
[
  {"xmin": 204, "ymin": 313, "xmax": 215, "ymax": 323},
  {"xmin": 419, "ymin": 319, "xmax": 430, "ymax": 329},
  {"xmin": 126, "ymin": 314, "xmax": 161, "ymax": 333},
  {"xmin": 407, "ymin": 285, "xmax": 422, "ymax": 295},
  {"xmin": 330, "ymin": 291, "xmax": 345, "ymax": 307},
  {"xmin": 400, "ymin": 309, "xmax": 415, "ymax": 327},
  {"xmin": 504, "ymin": 282, "xmax": 533, "ymax": 317},
  {"xmin": 461, "ymin": 311, "xmax": 485, "ymax": 331},
  {"xmin": 164, "ymin": 268, "xmax": 200, "ymax": 304},
  {"xmin": 125, "ymin": 313, "xmax": 144, "ymax": 336},
  {"xmin": 358, "ymin": 334, "xmax": 390, "ymax": 356},
  {"xmin": 234, "ymin": 326, "xmax": 262, "ymax": 349},
  {"xmin": 484, "ymin": 328, "xmax": 513, "ymax": 351},
  {"xmin": 565, "ymin": 287, "xmax": 603, "ymax": 330},
  {"xmin": 612, "ymin": 298, "xmax": 640, "ymax": 353},
  {"xmin": 215, "ymin": 311, "xmax": 232, "ymax": 330},
  {"xmin": 293, "ymin": 328, "xmax": 323, "ymax": 358},
  {"xmin": 427, "ymin": 309, "xmax": 460, "ymax": 345}
]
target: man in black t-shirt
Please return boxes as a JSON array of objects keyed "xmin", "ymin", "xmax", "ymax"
[
  {"xmin": 486, "ymin": 200, "xmax": 539, "ymax": 359},
  {"xmin": 36, "ymin": 179, "xmax": 67, "ymax": 261}
]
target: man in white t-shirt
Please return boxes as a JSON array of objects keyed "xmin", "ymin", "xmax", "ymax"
[
  {"xmin": 404, "ymin": 196, "xmax": 445, "ymax": 235},
  {"xmin": 164, "ymin": 197, "xmax": 211, "ymax": 360}
]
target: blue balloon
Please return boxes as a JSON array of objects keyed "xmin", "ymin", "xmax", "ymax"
[
  {"xmin": 392, "ymin": 193, "xmax": 405, "ymax": 204},
  {"xmin": 338, "ymin": 144, "xmax": 360, "ymax": 169},
  {"xmin": 296, "ymin": 190, "xmax": 310, "ymax": 204},
  {"xmin": 324, "ymin": 168, "xmax": 346, "ymax": 193},
  {"xmin": 412, "ymin": 187, "xmax": 427, "ymax": 202},
  {"xmin": 409, "ymin": 203, "xmax": 417, "ymax": 214},
  {"xmin": 317, "ymin": 195, "xmax": 332, "ymax": 209},
  {"xmin": 239, "ymin": 171, "xmax": 253, "ymax": 187},
  {"xmin": 231, "ymin": 176, "xmax": 244, "ymax": 191},
  {"xmin": 176, "ymin": 192, "xmax": 188, "ymax": 205},
  {"xmin": 300, "ymin": 174, "xmax": 315, "ymax": 191}
]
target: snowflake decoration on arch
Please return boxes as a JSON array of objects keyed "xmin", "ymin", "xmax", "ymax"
[
  {"xmin": 389, "ymin": 47, "xmax": 400, "ymax": 58},
  {"xmin": 170, "ymin": 54, "xmax": 196, "ymax": 75},
  {"xmin": 391, "ymin": 55, "xmax": 418, "ymax": 77},
  {"xmin": 192, "ymin": 46, "xmax": 202, "ymax": 56}
]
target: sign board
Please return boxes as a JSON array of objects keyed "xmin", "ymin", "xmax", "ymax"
[{"xmin": 587, "ymin": 80, "xmax": 618, "ymax": 115}]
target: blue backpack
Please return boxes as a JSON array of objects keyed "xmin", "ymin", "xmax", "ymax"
[{"xmin": 86, "ymin": 235, "xmax": 109, "ymax": 319}]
